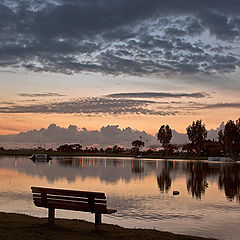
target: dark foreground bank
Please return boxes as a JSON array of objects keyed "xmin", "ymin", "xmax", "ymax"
[{"xmin": 0, "ymin": 212, "xmax": 214, "ymax": 240}]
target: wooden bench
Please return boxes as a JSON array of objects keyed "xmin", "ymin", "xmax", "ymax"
[{"xmin": 31, "ymin": 186, "xmax": 117, "ymax": 227}]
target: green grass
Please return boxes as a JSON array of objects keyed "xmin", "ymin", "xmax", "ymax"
[{"xmin": 0, "ymin": 212, "xmax": 214, "ymax": 240}]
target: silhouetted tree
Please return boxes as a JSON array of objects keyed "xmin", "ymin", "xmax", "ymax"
[
  {"xmin": 201, "ymin": 140, "xmax": 221, "ymax": 156},
  {"xmin": 131, "ymin": 140, "xmax": 144, "ymax": 153},
  {"xmin": 218, "ymin": 118, "xmax": 240, "ymax": 159},
  {"xmin": 57, "ymin": 144, "xmax": 82, "ymax": 152},
  {"xmin": 105, "ymin": 147, "xmax": 113, "ymax": 153},
  {"xmin": 157, "ymin": 125, "xmax": 172, "ymax": 147},
  {"xmin": 112, "ymin": 145, "xmax": 124, "ymax": 153},
  {"xmin": 186, "ymin": 120, "xmax": 207, "ymax": 154}
]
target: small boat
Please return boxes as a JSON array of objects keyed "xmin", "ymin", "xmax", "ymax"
[
  {"xmin": 208, "ymin": 156, "xmax": 234, "ymax": 162},
  {"xmin": 29, "ymin": 154, "xmax": 52, "ymax": 161},
  {"xmin": 134, "ymin": 153, "xmax": 142, "ymax": 158}
]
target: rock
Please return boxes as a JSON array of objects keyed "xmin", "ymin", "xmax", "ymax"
[{"xmin": 173, "ymin": 191, "xmax": 180, "ymax": 195}]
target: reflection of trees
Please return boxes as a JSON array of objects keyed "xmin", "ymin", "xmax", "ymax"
[
  {"xmin": 157, "ymin": 161, "xmax": 173, "ymax": 193},
  {"xmin": 186, "ymin": 161, "xmax": 240, "ymax": 201},
  {"xmin": 219, "ymin": 165, "xmax": 240, "ymax": 201},
  {"xmin": 131, "ymin": 160, "xmax": 144, "ymax": 173},
  {"xmin": 56, "ymin": 157, "xmax": 240, "ymax": 202},
  {"xmin": 157, "ymin": 170, "xmax": 171, "ymax": 192},
  {"xmin": 186, "ymin": 162, "xmax": 211, "ymax": 199},
  {"xmin": 186, "ymin": 162, "xmax": 223, "ymax": 199}
]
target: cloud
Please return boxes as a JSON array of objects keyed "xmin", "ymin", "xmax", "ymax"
[
  {"xmin": 18, "ymin": 92, "xmax": 66, "ymax": 97},
  {"xmin": 107, "ymin": 92, "xmax": 209, "ymax": 99},
  {"xmin": 0, "ymin": 122, "xmax": 225, "ymax": 149},
  {"xmin": 0, "ymin": 97, "xmax": 177, "ymax": 116},
  {"xmin": 202, "ymin": 102, "xmax": 240, "ymax": 109},
  {"xmin": 0, "ymin": 123, "xmax": 158, "ymax": 148},
  {"xmin": 0, "ymin": 101, "xmax": 15, "ymax": 105},
  {"xmin": 0, "ymin": 0, "xmax": 239, "ymax": 85}
]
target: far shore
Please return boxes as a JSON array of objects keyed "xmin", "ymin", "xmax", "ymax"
[
  {"xmin": 0, "ymin": 212, "xmax": 214, "ymax": 240},
  {"xmin": 0, "ymin": 149, "xmax": 207, "ymax": 160}
]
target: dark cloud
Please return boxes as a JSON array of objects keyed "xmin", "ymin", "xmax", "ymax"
[
  {"xmin": 202, "ymin": 102, "xmax": 240, "ymax": 109},
  {"xmin": 0, "ymin": 0, "xmax": 239, "ymax": 79},
  {"xmin": 0, "ymin": 97, "xmax": 177, "ymax": 116},
  {"xmin": 0, "ymin": 122, "xmax": 225, "ymax": 149},
  {"xmin": 18, "ymin": 92, "xmax": 66, "ymax": 97},
  {"xmin": 0, "ymin": 101, "xmax": 15, "ymax": 105},
  {"xmin": 0, "ymin": 123, "xmax": 158, "ymax": 148},
  {"xmin": 2, "ymin": 95, "xmax": 238, "ymax": 117},
  {"xmin": 107, "ymin": 92, "xmax": 209, "ymax": 98}
]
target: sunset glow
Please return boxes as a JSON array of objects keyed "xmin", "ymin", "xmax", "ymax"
[{"xmin": 0, "ymin": 0, "xmax": 239, "ymax": 147}]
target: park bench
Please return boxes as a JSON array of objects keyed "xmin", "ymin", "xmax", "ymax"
[{"xmin": 31, "ymin": 186, "xmax": 117, "ymax": 227}]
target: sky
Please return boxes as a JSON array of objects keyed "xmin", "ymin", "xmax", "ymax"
[{"xmin": 0, "ymin": 0, "xmax": 240, "ymax": 146}]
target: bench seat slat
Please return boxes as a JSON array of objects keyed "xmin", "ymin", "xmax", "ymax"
[
  {"xmin": 33, "ymin": 194, "xmax": 107, "ymax": 204},
  {"xmin": 33, "ymin": 198, "xmax": 107, "ymax": 207},
  {"xmin": 33, "ymin": 199, "xmax": 109, "ymax": 213},
  {"xmin": 31, "ymin": 186, "xmax": 106, "ymax": 199}
]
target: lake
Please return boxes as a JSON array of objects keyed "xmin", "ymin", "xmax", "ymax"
[{"xmin": 0, "ymin": 155, "xmax": 240, "ymax": 240}]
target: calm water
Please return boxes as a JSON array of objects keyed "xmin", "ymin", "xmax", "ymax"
[{"xmin": 0, "ymin": 155, "xmax": 240, "ymax": 240}]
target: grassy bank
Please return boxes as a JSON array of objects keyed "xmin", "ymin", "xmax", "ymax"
[{"xmin": 0, "ymin": 212, "xmax": 214, "ymax": 240}]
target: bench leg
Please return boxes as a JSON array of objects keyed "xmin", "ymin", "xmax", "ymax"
[
  {"xmin": 95, "ymin": 213, "xmax": 101, "ymax": 229},
  {"xmin": 48, "ymin": 207, "xmax": 55, "ymax": 224}
]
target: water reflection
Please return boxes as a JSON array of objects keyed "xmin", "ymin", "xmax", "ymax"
[
  {"xmin": 2, "ymin": 156, "xmax": 240, "ymax": 201},
  {"xmin": 131, "ymin": 160, "xmax": 144, "ymax": 174},
  {"xmin": 56, "ymin": 157, "xmax": 240, "ymax": 201},
  {"xmin": 219, "ymin": 165, "xmax": 240, "ymax": 201},
  {"xmin": 186, "ymin": 162, "xmax": 208, "ymax": 199},
  {"xmin": 1, "ymin": 156, "xmax": 240, "ymax": 240},
  {"xmin": 157, "ymin": 161, "xmax": 172, "ymax": 193}
]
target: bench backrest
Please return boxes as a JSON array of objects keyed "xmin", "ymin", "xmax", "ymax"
[{"xmin": 31, "ymin": 186, "xmax": 108, "ymax": 213}]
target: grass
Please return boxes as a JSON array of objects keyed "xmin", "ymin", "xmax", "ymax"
[{"xmin": 0, "ymin": 212, "xmax": 214, "ymax": 240}]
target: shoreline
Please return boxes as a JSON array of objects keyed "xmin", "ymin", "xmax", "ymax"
[
  {"xmin": 0, "ymin": 212, "xmax": 214, "ymax": 240},
  {"xmin": 0, "ymin": 150, "xmax": 207, "ymax": 160}
]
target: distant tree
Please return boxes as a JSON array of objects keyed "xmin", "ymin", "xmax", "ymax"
[
  {"xmin": 105, "ymin": 147, "xmax": 113, "ymax": 153},
  {"xmin": 112, "ymin": 145, "xmax": 125, "ymax": 153},
  {"xmin": 218, "ymin": 118, "xmax": 240, "ymax": 157},
  {"xmin": 218, "ymin": 129, "xmax": 224, "ymax": 145},
  {"xmin": 57, "ymin": 144, "xmax": 82, "ymax": 152},
  {"xmin": 157, "ymin": 125, "xmax": 172, "ymax": 147},
  {"xmin": 131, "ymin": 140, "xmax": 144, "ymax": 153},
  {"xmin": 112, "ymin": 145, "xmax": 119, "ymax": 153},
  {"xmin": 186, "ymin": 120, "xmax": 207, "ymax": 154},
  {"xmin": 201, "ymin": 139, "xmax": 221, "ymax": 156}
]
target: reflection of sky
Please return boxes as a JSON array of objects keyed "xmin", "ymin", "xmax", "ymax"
[{"xmin": 1, "ymin": 156, "xmax": 240, "ymax": 240}]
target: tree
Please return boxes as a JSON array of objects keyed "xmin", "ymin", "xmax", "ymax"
[
  {"xmin": 157, "ymin": 125, "xmax": 172, "ymax": 147},
  {"xmin": 131, "ymin": 140, "xmax": 144, "ymax": 153},
  {"xmin": 57, "ymin": 144, "xmax": 82, "ymax": 152},
  {"xmin": 218, "ymin": 118, "xmax": 240, "ymax": 157},
  {"xmin": 186, "ymin": 120, "xmax": 207, "ymax": 154}
]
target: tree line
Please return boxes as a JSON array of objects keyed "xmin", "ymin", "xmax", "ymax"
[
  {"xmin": 53, "ymin": 117, "xmax": 240, "ymax": 158},
  {"xmin": 1, "ymin": 118, "xmax": 239, "ymax": 158},
  {"xmin": 156, "ymin": 118, "xmax": 240, "ymax": 158}
]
